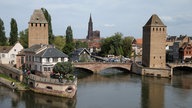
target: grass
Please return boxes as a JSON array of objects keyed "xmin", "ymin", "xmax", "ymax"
[
  {"xmin": 0, "ymin": 73, "xmax": 29, "ymax": 90},
  {"xmin": 0, "ymin": 73, "xmax": 17, "ymax": 82}
]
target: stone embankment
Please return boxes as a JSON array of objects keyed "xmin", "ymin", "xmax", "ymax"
[{"xmin": 0, "ymin": 77, "xmax": 27, "ymax": 90}]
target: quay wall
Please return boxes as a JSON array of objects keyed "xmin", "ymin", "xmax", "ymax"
[
  {"xmin": 0, "ymin": 64, "xmax": 23, "ymax": 81},
  {"xmin": 26, "ymin": 74, "xmax": 77, "ymax": 98},
  {"xmin": 131, "ymin": 62, "xmax": 172, "ymax": 78}
]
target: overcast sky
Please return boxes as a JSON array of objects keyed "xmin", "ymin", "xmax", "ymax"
[{"xmin": 0, "ymin": 0, "xmax": 192, "ymax": 39}]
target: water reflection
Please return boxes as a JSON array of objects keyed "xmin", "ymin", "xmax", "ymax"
[
  {"xmin": 0, "ymin": 86, "xmax": 76, "ymax": 108},
  {"xmin": 0, "ymin": 70, "xmax": 192, "ymax": 108}
]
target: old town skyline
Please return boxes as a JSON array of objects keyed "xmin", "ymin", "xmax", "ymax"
[{"xmin": 0, "ymin": 0, "xmax": 192, "ymax": 38}]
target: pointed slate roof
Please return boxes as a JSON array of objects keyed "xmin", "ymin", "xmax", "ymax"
[
  {"xmin": 29, "ymin": 9, "xmax": 48, "ymax": 24},
  {"xmin": 144, "ymin": 14, "xmax": 166, "ymax": 27},
  {"xmin": 36, "ymin": 48, "xmax": 68, "ymax": 58}
]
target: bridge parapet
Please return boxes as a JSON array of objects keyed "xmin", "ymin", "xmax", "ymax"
[
  {"xmin": 73, "ymin": 62, "xmax": 132, "ymax": 73},
  {"xmin": 167, "ymin": 63, "xmax": 192, "ymax": 68}
]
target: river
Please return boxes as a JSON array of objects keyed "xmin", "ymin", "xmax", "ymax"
[{"xmin": 0, "ymin": 68, "xmax": 192, "ymax": 108}]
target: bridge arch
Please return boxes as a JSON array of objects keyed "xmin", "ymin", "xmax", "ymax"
[
  {"xmin": 73, "ymin": 62, "xmax": 131, "ymax": 74},
  {"xmin": 100, "ymin": 67, "xmax": 131, "ymax": 73}
]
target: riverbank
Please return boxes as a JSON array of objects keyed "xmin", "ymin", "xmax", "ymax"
[{"xmin": 0, "ymin": 73, "xmax": 28, "ymax": 91}]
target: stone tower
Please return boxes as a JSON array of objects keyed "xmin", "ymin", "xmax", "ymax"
[
  {"xmin": 28, "ymin": 9, "xmax": 48, "ymax": 47},
  {"xmin": 86, "ymin": 14, "xmax": 93, "ymax": 40},
  {"xmin": 142, "ymin": 14, "xmax": 167, "ymax": 68}
]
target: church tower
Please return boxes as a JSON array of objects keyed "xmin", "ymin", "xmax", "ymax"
[
  {"xmin": 86, "ymin": 14, "xmax": 93, "ymax": 40},
  {"xmin": 28, "ymin": 9, "xmax": 48, "ymax": 47},
  {"xmin": 142, "ymin": 14, "xmax": 167, "ymax": 68}
]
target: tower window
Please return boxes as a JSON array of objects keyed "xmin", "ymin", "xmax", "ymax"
[
  {"xmin": 160, "ymin": 28, "xmax": 161, "ymax": 31},
  {"xmin": 44, "ymin": 24, "xmax": 46, "ymax": 27},
  {"xmin": 31, "ymin": 23, "xmax": 33, "ymax": 27},
  {"xmin": 156, "ymin": 28, "xmax": 158, "ymax": 31},
  {"xmin": 154, "ymin": 56, "xmax": 155, "ymax": 59},
  {"xmin": 153, "ymin": 28, "xmax": 155, "ymax": 31},
  {"xmin": 40, "ymin": 24, "xmax": 41, "ymax": 27},
  {"xmin": 36, "ymin": 23, "xmax": 37, "ymax": 27},
  {"xmin": 163, "ymin": 28, "xmax": 165, "ymax": 31}
]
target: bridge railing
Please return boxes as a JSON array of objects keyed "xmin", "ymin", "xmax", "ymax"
[
  {"xmin": 27, "ymin": 74, "xmax": 77, "ymax": 85},
  {"xmin": 0, "ymin": 64, "xmax": 23, "ymax": 75}
]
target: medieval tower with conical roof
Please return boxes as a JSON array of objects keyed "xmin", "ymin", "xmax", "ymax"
[
  {"xmin": 28, "ymin": 9, "xmax": 48, "ymax": 47},
  {"xmin": 142, "ymin": 14, "xmax": 167, "ymax": 68}
]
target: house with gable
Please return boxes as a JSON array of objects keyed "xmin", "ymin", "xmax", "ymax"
[
  {"xmin": 0, "ymin": 42, "xmax": 23, "ymax": 65},
  {"xmin": 70, "ymin": 48, "xmax": 92, "ymax": 62},
  {"xmin": 34, "ymin": 46, "xmax": 68, "ymax": 77}
]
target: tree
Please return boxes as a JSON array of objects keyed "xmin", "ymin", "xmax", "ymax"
[
  {"xmin": 122, "ymin": 37, "xmax": 133, "ymax": 57},
  {"xmin": 9, "ymin": 18, "xmax": 18, "ymax": 45},
  {"xmin": 53, "ymin": 35, "xmax": 66, "ymax": 51},
  {"xmin": 66, "ymin": 26, "xmax": 73, "ymax": 43},
  {"xmin": 62, "ymin": 26, "xmax": 74, "ymax": 55},
  {"xmin": 41, "ymin": 8, "xmax": 54, "ymax": 44},
  {"xmin": 19, "ymin": 29, "xmax": 28, "ymax": 48},
  {"xmin": 75, "ymin": 40, "xmax": 88, "ymax": 49},
  {"xmin": 0, "ymin": 18, "xmax": 7, "ymax": 46},
  {"xmin": 99, "ymin": 32, "xmax": 132, "ymax": 57},
  {"xmin": 53, "ymin": 62, "xmax": 74, "ymax": 79}
]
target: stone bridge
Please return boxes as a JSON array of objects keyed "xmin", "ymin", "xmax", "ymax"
[
  {"xmin": 73, "ymin": 62, "xmax": 132, "ymax": 73},
  {"xmin": 167, "ymin": 63, "xmax": 192, "ymax": 68}
]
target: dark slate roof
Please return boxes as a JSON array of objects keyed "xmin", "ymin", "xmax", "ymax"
[
  {"xmin": 24, "ymin": 44, "xmax": 47, "ymax": 52},
  {"xmin": 144, "ymin": 14, "xmax": 166, "ymax": 27},
  {"xmin": 71, "ymin": 48, "xmax": 91, "ymax": 56},
  {"xmin": 0, "ymin": 46, "xmax": 13, "ymax": 53},
  {"xmin": 36, "ymin": 48, "xmax": 68, "ymax": 58},
  {"xmin": 177, "ymin": 35, "xmax": 187, "ymax": 41},
  {"xmin": 29, "ymin": 9, "xmax": 48, "ymax": 24},
  {"xmin": 166, "ymin": 36, "xmax": 177, "ymax": 41}
]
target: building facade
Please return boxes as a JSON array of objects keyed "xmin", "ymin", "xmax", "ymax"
[
  {"xmin": 28, "ymin": 9, "xmax": 48, "ymax": 47},
  {"xmin": 0, "ymin": 42, "xmax": 23, "ymax": 65},
  {"xmin": 142, "ymin": 14, "xmax": 167, "ymax": 68}
]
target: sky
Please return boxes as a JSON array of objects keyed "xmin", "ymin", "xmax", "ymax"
[{"xmin": 0, "ymin": 0, "xmax": 192, "ymax": 39}]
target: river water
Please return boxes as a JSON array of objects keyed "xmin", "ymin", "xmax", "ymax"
[{"xmin": 0, "ymin": 69, "xmax": 192, "ymax": 108}]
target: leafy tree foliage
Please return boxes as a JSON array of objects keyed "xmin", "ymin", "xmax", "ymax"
[
  {"xmin": 53, "ymin": 62, "xmax": 74, "ymax": 76},
  {"xmin": 9, "ymin": 18, "xmax": 18, "ymax": 45},
  {"xmin": 62, "ymin": 26, "xmax": 74, "ymax": 55},
  {"xmin": 122, "ymin": 37, "xmax": 133, "ymax": 57},
  {"xmin": 19, "ymin": 29, "xmax": 28, "ymax": 48},
  {"xmin": 66, "ymin": 26, "xmax": 73, "ymax": 43},
  {"xmin": 100, "ymin": 32, "xmax": 132, "ymax": 57},
  {"xmin": 75, "ymin": 40, "xmax": 88, "ymax": 49},
  {"xmin": 0, "ymin": 18, "xmax": 7, "ymax": 46},
  {"xmin": 41, "ymin": 8, "xmax": 54, "ymax": 44},
  {"xmin": 53, "ymin": 35, "xmax": 66, "ymax": 51}
]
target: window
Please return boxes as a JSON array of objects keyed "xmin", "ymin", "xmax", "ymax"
[
  {"xmin": 31, "ymin": 23, "xmax": 33, "ymax": 27},
  {"xmin": 44, "ymin": 24, "xmax": 46, "ymax": 27},
  {"xmin": 2, "ymin": 54, "xmax": 5, "ymax": 58},
  {"xmin": 36, "ymin": 23, "xmax": 37, "ymax": 27},
  {"xmin": 160, "ymin": 56, "xmax": 161, "ymax": 59},
  {"xmin": 48, "ymin": 67, "xmax": 51, "ymax": 71},
  {"xmin": 44, "ymin": 67, "xmax": 47, "ymax": 71},
  {"xmin": 53, "ymin": 58, "xmax": 58, "ymax": 62},
  {"xmin": 156, "ymin": 28, "xmax": 158, "ymax": 31}
]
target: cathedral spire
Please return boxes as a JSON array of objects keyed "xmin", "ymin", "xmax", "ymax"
[{"xmin": 87, "ymin": 13, "xmax": 93, "ymax": 40}]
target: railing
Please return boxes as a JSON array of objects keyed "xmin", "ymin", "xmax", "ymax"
[
  {"xmin": 27, "ymin": 74, "xmax": 77, "ymax": 85},
  {"xmin": 0, "ymin": 64, "xmax": 23, "ymax": 75}
]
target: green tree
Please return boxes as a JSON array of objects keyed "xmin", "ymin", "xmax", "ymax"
[
  {"xmin": 41, "ymin": 8, "xmax": 54, "ymax": 44},
  {"xmin": 9, "ymin": 18, "xmax": 18, "ymax": 45},
  {"xmin": 122, "ymin": 37, "xmax": 133, "ymax": 57},
  {"xmin": 0, "ymin": 18, "xmax": 7, "ymax": 46},
  {"xmin": 53, "ymin": 35, "xmax": 66, "ymax": 51},
  {"xmin": 66, "ymin": 26, "xmax": 73, "ymax": 43},
  {"xmin": 62, "ymin": 26, "xmax": 74, "ymax": 55},
  {"xmin": 75, "ymin": 40, "xmax": 88, "ymax": 49},
  {"xmin": 19, "ymin": 29, "xmax": 28, "ymax": 48},
  {"xmin": 53, "ymin": 62, "xmax": 74, "ymax": 78}
]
